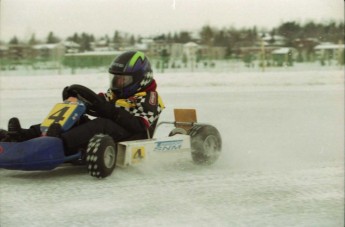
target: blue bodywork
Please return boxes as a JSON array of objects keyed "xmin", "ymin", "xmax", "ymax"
[
  {"xmin": 0, "ymin": 137, "xmax": 80, "ymax": 170},
  {"xmin": 0, "ymin": 99, "xmax": 86, "ymax": 171}
]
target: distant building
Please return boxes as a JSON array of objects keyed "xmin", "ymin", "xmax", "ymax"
[
  {"xmin": 134, "ymin": 38, "xmax": 153, "ymax": 53},
  {"xmin": 0, "ymin": 45, "xmax": 9, "ymax": 59},
  {"xmin": 7, "ymin": 44, "xmax": 33, "ymax": 62},
  {"xmin": 147, "ymin": 39, "xmax": 171, "ymax": 58},
  {"xmin": 183, "ymin": 42, "xmax": 199, "ymax": 70},
  {"xmin": 91, "ymin": 39, "xmax": 113, "ymax": 52},
  {"xmin": 314, "ymin": 42, "xmax": 345, "ymax": 63},
  {"xmin": 271, "ymin": 47, "xmax": 296, "ymax": 66},
  {"xmin": 292, "ymin": 38, "xmax": 319, "ymax": 62},
  {"xmin": 170, "ymin": 43, "xmax": 184, "ymax": 62},
  {"xmin": 63, "ymin": 41, "xmax": 80, "ymax": 53},
  {"xmin": 259, "ymin": 33, "xmax": 286, "ymax": 46}
]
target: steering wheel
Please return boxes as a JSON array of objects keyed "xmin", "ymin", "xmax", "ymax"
[{"xmin": 62, "ymin": 84, "xmax": 103, "ymax": 116}]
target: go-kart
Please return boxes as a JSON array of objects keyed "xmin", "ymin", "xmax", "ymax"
[{"xmin": 0, "ymin": 85, "xmax": 222, "ymax": 178}]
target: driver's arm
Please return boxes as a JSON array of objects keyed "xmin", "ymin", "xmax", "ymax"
[{"xmin": 94, "ymin": 101, "xmax": 146, "ymax": 134}]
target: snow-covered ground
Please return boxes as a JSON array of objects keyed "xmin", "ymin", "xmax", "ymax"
[{"xmin": 0, "ymin": 68, "xmax": 344, "ymax": 226}]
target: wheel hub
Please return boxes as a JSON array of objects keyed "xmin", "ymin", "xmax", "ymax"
[
  {"xmin": 103, "ymin": 146, "xmax": 116, "ymax": 168},
  {"xmin": 203, "ymin": 135, "xmax": 219, "ymax": 156}
]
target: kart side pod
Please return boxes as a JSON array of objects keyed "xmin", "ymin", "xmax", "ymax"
[
  {"xmin": 116, "ymin": 134, "xmax": 192, "ymax": 167},
  {"xmin": 116, "ymin": 109, "xmax": 222, "ymax": 167}
]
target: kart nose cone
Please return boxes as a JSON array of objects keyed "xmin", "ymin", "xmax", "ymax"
[{"xmin": 0, "ymin": 137, "xmax": 65, "ymax": 170}]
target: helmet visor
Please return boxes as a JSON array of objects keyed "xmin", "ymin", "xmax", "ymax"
[{"xmin": 110, "ymin": 74, "xmax": 133, "ymax": 90}]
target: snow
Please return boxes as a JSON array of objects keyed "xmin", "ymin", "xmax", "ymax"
[
  {"xmin": 314, "ymin": 43, "xmax": 345, "ymax": 50},
  {"xmin": 65, "ymin": 50, "xmax": 122, "ymax": 56},
  {"xmin": 0, "ymin": 67, "xmax": 344, "ymax": 227},
  {"xmin": 33, "ymin": 43, "xmax": 62, "ymax": 50},
  {"xmin": 271, "ymin": 47, "xmax": 292, "ymax": 54}
]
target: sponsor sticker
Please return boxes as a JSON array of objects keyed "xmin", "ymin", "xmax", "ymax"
[
  {"xmin": 154, "ymin": 140, "xmax": 183, "ymax": 152},
  {"xmin": 113, "ymin": 62, "xmax": 124, "ymax": 68},
  {"xmin": 149, "ymin": 92, "xmax": 157, "ymax": 105}
]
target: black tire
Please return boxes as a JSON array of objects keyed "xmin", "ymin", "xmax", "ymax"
[
  {"xmin": 188, "ymin": 125, "xmax": 222, "ymax": 165},
  {"xmin": 86, "ymin": 134, "xmax": 117, "ymax": 178}
]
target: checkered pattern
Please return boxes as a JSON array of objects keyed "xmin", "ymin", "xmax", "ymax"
[
  {"xmin": 138, "ymin": 72, "xmax": 153, "ymax": 91},
  {"xmin": 113, "ymin": 91, "xmax": 164, "ymax": 127}
]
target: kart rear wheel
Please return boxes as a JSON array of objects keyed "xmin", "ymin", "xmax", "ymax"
[
  {"xmin": 86, "ymin": 134, "xmax": 117, "ymax": 178},
  {"xmin": 188, "ymin": 125, "xmax": 222, "ymax": 165}
]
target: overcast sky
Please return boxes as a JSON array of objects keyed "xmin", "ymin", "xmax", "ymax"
[{"xmin": 0, "ymin": 0, "xmax": 343, "ymax": 42}]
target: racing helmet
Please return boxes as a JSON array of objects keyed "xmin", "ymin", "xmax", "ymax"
[{"xmin": 108, "ymin": 51, "xmax": 153, "ymax": 98}]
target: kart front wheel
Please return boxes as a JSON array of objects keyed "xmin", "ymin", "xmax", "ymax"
[
  {"xmin": 188, "ymin": 125, "xmax": 222, "ymax": 165},
  {"xmin": 86, "ymin": 134, "xmax": 117, "ymax": 178}
]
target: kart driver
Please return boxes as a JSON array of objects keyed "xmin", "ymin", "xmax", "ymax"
[{"xmin": 0, "ymin": 51, "xmax": 165, "ymax": 156}]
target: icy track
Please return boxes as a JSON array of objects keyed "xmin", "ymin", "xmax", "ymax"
[{"xmin": 0, "ymin": 69, "xmax": 344, "ymax": 227}]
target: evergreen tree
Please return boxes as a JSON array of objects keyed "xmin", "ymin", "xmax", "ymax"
[
  {"xmin": 47, "ymin": 32, "xmax": 60, "ymax": 43},
  {"xmin": 213, "ymin": 30, "xmax": 230, "ymax": 47},
  {"xmin": 178, "ymin": 31, "xmax": 192, "ymax": 43},
  {"xmin": 104, "ymin": 34, "xmax": 110, "ymax": 45},
  {"xmin": 28, "ymin": 34, "xmax": 38, "ymax": 45},
  {"xmin": 67, "ymin": 33, "xmax": 80, "ymax": 43},
  {"xmin": 113, "ymin": 30, "xmax": 122, "ymax": 47},
  {"xmin": 200, "ymin": 25, "xmax": 214, "ymax": 46},
  {"xmin": 80, "ymin": 33, "xmax": 92, "ymax": 51},
  {"xmin": 166, "ymin": 33, "xmax": 173, "ymax": 43},
  {"xmin": 304, "ymin": 21, "xmax": 317, "ymax": 38},
  {"xmin": 129, "ymin": 35, "xmax": 136, "ymax": 46},
  {"xmin": 173, "ymin": 32, "xmax": 179, "ymax": 43},
  {"xmin": 9, "ymin": 36, "xmax": 19, "ymax": 45},
  {"xmin": 277, "ymin": 22, "xmax": 302, "ymax": 45}
]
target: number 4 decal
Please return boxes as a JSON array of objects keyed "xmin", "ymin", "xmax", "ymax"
[
  {"xmin": 41, "ymin": 103, "xmax": 79, "ymax": 132},
  {"xmin": 131, "ymin": 147, "xmax": 146, "ymax": 163},
  {"xmin": 48, "ymin": 106, "xmax": 70, "ymax": 123}
]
